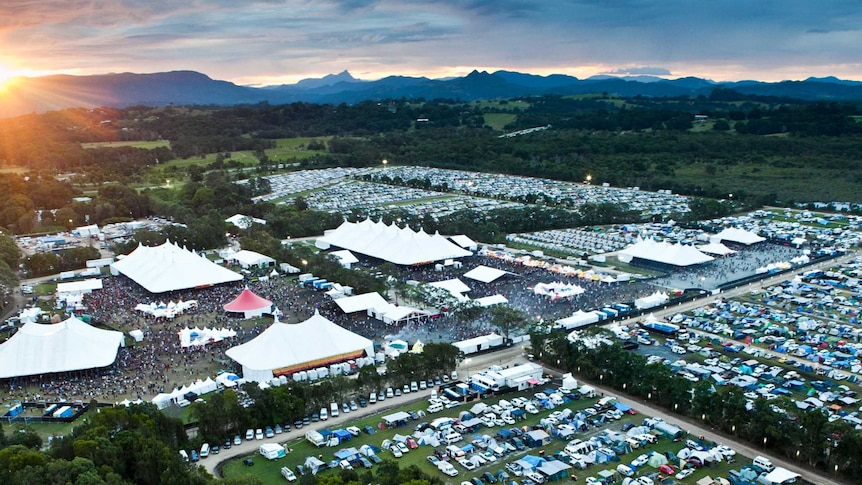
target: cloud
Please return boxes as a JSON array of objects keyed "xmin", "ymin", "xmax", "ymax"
[
  {"xmin": 2, "ymin": 0, "xmax": 862, "ymax": 83},
  {"xmin": 606, "ymin": 67, "xmax": 672, "ymax": 76}
]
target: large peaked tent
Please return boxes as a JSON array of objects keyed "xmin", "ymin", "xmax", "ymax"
[
  {"xmin": 111, "ymin": 241, "xmax": 243, "ymax": 293},
  {"xmin": 316, "ymin": 219, "xmax": 471, "ymax": 265},
  {"xmin": 223, "ymin": 288, "xmax": 273, "ymax": 319},
  {"xmin": 714, "ymin": 227, "xmax": 766, "ymax": 245},
  {"xmin": 0, "ymin": 316, "xmax": 125, "ymax": 379},
  {"xmin": 618, "ymin": 239, "xmax": 714, "ymax": 267},
  {"xmin": 225, "ymin": 311, "xmax": 374, "ymax": 381}
]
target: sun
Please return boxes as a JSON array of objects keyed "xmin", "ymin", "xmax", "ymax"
[{"xmin": 0, "ymin": 61, "xmax": 26, "ymax": 93}]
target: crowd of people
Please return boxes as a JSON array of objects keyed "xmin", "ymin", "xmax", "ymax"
[{"xmin": 1, "ymin": 241, "xmax": 805, "ymax": 405}]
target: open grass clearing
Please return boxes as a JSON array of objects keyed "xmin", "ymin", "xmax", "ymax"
[
  {"xmin": 484, "ymin": 113, "xmax": 518, "ymax": 131},
  {"xmin": 81, "ymin": 140, "xmax": 171, "ymax": 149}
]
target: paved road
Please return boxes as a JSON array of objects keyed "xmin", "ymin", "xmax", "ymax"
[{"xmin": 204, "ymin": 344, "xmax": 530, "ymax": 476}]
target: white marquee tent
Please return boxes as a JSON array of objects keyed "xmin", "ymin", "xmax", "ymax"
[
  {"xmin": 226, "ymin": 250, "xmax": 276, "ymax": 269},
  {"xmin": 151, "ymin": 377, "xmax": 218, "ymax": 409},
  {"xmin": 554, "ymin": 310, "xmax": 602, "ymax": 330},
  {"xmin": 111, "ymin": 241, "xmax": 243, "ymax": 293},
  {"xmin": 635, "ymin": 291, "xmax": 669, "ymax": 310},
  {"xmin": 714, "ymin": 227, "xmax": 766, "ymax": 245},
  {"xmin": 56, "ymin": 278, "xmax": 103, "ymax": 297},
  {"xmin": 316, "ymin": 218, "xmax": 471, "ymax": 265},
  {"xmin": 698, "ymin": 242, "xmax": 736, "ymax": 256},
  {"xmin": 226, "ymin": 311, "xmax": 374, "ymax": 381},
  {"xmin": 618, "ymin": 239, "xmax": 714, "ymax": 267},
  {"xmin": 0, "ymin": 316, "xmax": 125, "ymax": 379}
]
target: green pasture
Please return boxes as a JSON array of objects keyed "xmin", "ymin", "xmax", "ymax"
[
  {"xmin": 81, "ymin": 140, "xmax": 171, "ymax": 149},
  {"xmin": 483, "ymin": 113, "xmax": 518, "ymax": 131}
]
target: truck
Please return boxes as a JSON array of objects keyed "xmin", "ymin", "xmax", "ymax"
[{"xmin": 53, "ymin": 405, "xmax": 73, "ymax": 418}]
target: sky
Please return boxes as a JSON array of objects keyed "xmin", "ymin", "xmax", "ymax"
[{"xmin": 1, "ymin": 0, "xmax": 862, "ymax": 86}]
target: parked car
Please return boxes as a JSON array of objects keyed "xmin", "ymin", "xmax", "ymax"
[
  {"xmin": 234, "ymin": 435, "xmax": 242, "ymax": 446},
  {"xmin": 676, "ymin": 468, "xmax": 694, "ymax": 480},
  {"xmin": 363, "ymin": 425, "xmax": 376, "ymax": 435},
  {"xmin": 255, "ymin": 429, "xmax": 263, "ymax": 440}
]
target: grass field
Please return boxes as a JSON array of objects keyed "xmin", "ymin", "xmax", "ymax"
[
  {"xmin": 81, "ymin": 140, "xmax": 171, "ymax": 149},
  {"xmin": 219, "ymin": 390, "xmax": 749, "ymax": 485},
  {"xmin": 484, "ymin": 113, "xmax": 518, "ymax": 132}
]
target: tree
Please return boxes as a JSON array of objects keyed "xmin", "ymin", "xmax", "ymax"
[{"xmin": 489, "ymin": 305, "xmax": 528, "ymax": 343}]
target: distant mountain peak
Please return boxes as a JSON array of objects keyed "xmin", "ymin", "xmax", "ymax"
[{"xmin": 295, "ymin": 70, "xmax": 361, "ymax": 89}]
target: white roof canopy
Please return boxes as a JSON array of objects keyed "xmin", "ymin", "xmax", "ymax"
[
  {"xmin": 317, "ymin": 219, "xmax": 471, "ymax": 265},
  {"xmin": 450, "ymin": 234, "xmax": 478, "ymax": 249},
  {"xmin": 474, "ymin": 295, "xmax": 508, "ymax": 307},
  {"xmin": 330, "ymin": 250, "xmax": 359, "ymax": 265},
  {"xmin": 428, "ymin": 278, "xmax": 470, "ymax": 300},
  {"xmin": 56, "ymin": 278, "xmax": 103, "ymax": 295},
  {"xmin": 333, "ymin": 292, "xmax": 389, "ymax": 313},
  {"xmin": 464, "ymin": 265, "xmax": 511, "ymax": 283},
  {"xmin": 111, "ymin": 241, "xmax": 243, "ymax": 293},
  {"xmin": 0, "ymin": 316, "xmax": 125, "ymax": 378}
]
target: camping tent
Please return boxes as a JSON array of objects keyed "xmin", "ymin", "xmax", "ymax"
[
  {"xmin": 226, "ymin": 311, "xmax": 374, "ymax": 381},
  {"xmin": 0, "ymin": 316, "xmax": 125, "ymax": 379},
  {"xmin": 223, "ymin": 288, "xmax": 273, "ymax": 319},
  {"xmin": 111, "ymin": 241, "xmax": 243, "ymax": 293}
]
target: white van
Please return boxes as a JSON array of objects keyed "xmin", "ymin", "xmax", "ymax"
[
  {"xmin": 330, "ymin": 402, "xmax": 339, "ymax": 418},
  {"xmin": 445, "ymin": 432, "xmax": 463, "ymax": 444},
  {"xmin": 179, "ymin": 449, "xmax": 189, "ymax": 462},
  {"xmin": 752, "ymin": 456, "xmax": 774, "ymax": 472},
  {"xmin": 427, "ymin": 402, "xmax": 444, "ymax": 413},
  {"xmin": 200, "ymin": 443, "xmax": 210, "ymax": 458},
  {"xmin": 320, "ymin": 407, "xmax": 328, "ymax": 421},
  {"xmin": 369, "ymin": 392, "xmax": 377, "ymax": 404}
]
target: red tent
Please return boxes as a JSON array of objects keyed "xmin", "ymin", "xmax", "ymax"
[{"xmin": 223, "ymin": 288, "xmax": 273, "ymax": 319}]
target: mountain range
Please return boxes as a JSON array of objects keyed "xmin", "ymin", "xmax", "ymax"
[{"xmin": 3, "ymin": 69, "xmax": 862, "ymax": 118}]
